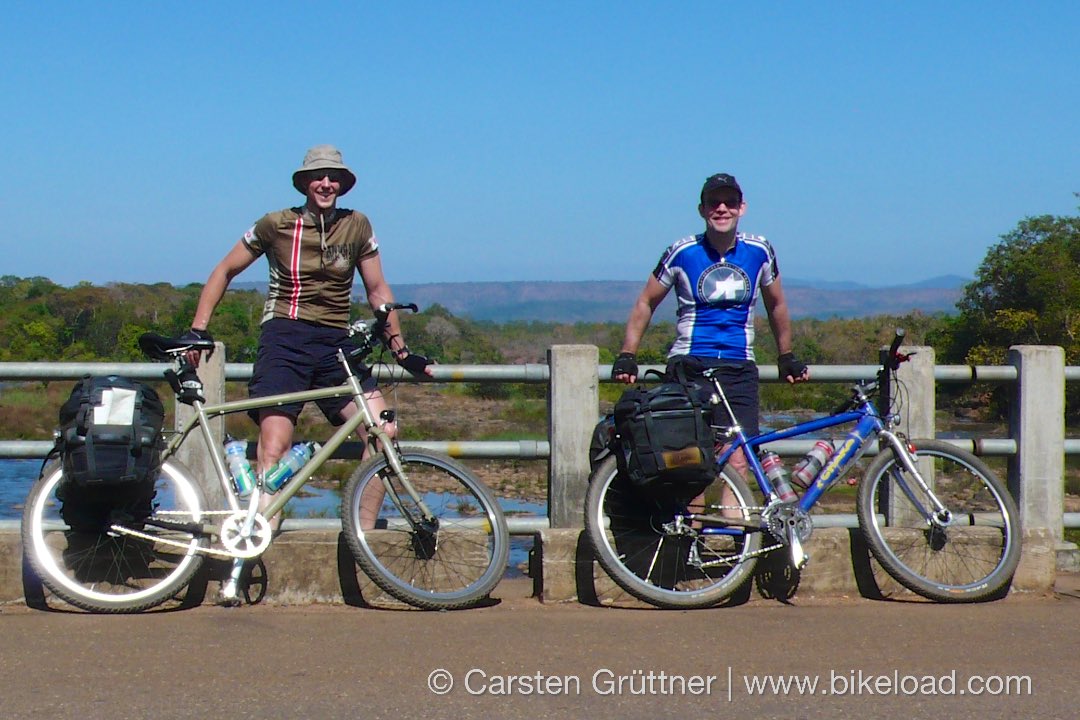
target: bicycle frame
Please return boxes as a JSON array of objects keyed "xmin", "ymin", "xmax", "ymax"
[
  {"xmin": 158, "ymin": 349, "xmax": 415, "ymax": 535},
  {"xmin": 714, "ymin": 406, "xmax": 884, "ymax": 515},
  {"xmin": 704, "ymin": 362, "xmax": 945, "ymax": 537}
]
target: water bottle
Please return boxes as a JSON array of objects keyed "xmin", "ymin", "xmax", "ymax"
[
  {"xmin": 224, "ymin": 437, "xmax": 255, "ymax": 497},
  {"xmin": 815, "ymin": 416, "xmax": 879, "ymax": 488},
  {"xmin": 791, "ymin": 440, "xmax": 835, "ymax": 488},
  {"xmin": 760, "ymin": 451, "xmax": 797, "ymax": 503},
  {"xmin": 262, "ymin": 442, "xmax": 316, "ymax": 494}
]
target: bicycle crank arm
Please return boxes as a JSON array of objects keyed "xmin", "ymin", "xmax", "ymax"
[{"xmin": 788, "ymin": 532, "xmax": 808, "ymax": 570}]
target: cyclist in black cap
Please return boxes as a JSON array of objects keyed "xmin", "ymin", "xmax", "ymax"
[{"xmin": 612, "ymin": 173, "xmax": 809, "ymax": 482}]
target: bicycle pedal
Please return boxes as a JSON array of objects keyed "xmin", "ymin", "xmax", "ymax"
[{"xmin": 220, "ymin": 579, "xmax": 241, "ymax": 605}]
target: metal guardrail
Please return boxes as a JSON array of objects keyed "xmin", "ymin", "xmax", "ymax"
[
  {"xmin": 0, "ymin": 361, "xmax": 1043, "ymax": 461},
  {"xmin": 3, "ymin": 357, "xmax": 1080, "ymax": 534}
]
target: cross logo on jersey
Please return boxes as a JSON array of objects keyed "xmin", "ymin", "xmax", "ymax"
[{"xmin": 698, "ymin": 263, "xmax": 751, "ymax": 306}]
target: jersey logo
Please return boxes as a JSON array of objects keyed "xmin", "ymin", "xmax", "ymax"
[{"xmin": 698, "ymin": 263, "xmax": 751, "ymax": 305}]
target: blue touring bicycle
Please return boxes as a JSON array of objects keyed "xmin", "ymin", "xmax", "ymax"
[{"xmin": 586, "ymin": 330, "xmax": 1022, "ymax": 608}]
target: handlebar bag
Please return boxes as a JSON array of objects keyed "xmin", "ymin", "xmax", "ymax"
[
  {"xmin": 613, "ymin": 379, "xmax": 716, "ymax": 503},
  {"xmin": 54, "ymin": 376, "xmax": 165, "ymax": 531}
]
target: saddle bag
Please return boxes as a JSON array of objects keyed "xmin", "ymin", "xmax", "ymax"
[
  {"xmin": 589, "ymin": 413, "xmax": 617, "ymax": 473},
  {"xmin": 54, "ymin": 376, "xmax": 165, "ymax": 530},
  {"xmin": 612, "ymin": 373, "xmax": 716, "ymax": 502}
]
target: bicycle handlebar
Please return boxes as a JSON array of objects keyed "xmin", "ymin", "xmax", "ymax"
[
  {"xmin": 829, "ymin": 328, "xmax": 909, "ymax": 415},
  {"xmin": 347, "ymin": 302, "xmax": 420, "ymax": 361},
  {"xmin": 885, "ymin": 328, "xmax": 907, "ymax": 371},
  {"xmin": 375, "ymin": 302, "xmax": 419, "ymax": 319}
]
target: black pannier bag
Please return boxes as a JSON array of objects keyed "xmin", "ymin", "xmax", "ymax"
[
  {"xmin": 612, "ymin": 374, "xmax": 716, "ymax": 503},
  {"xmin": 589, "ymin": 413, "xmax": 617, "ymax": 473},
  {"xmin": 55, "ymin": 376, "xmax": 165, "ymax": 530}
]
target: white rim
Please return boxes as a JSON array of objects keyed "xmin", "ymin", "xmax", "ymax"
[{"xmin": 29, "ymin": 462, "xmax": 203, "ymax": 605}]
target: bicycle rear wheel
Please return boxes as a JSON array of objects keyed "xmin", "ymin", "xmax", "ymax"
[
  {"xmin": 585, "ymin": 455, "xmax": 762, "ymax": 609},
  {"xmin": 21, "ymin": 459, "xmax": 207, "ymax": 613},
  {"xmin": 856, "ymin": 439, "xmax": 1021, "ymax": 602},
  {"xmin": 342, "ymin": 448, "xmax": 509, "ymax": 610}
]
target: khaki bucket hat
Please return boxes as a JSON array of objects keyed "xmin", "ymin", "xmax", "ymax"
[{"xmin": 292, "ymin": 145, "xmax": 357, "ymax": 195}]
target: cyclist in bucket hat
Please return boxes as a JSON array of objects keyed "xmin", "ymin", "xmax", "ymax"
[{"xmin": 184, "ymin": 145, "xmax": 431, "ymax": 531}]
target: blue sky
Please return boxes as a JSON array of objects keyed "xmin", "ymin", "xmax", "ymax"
[{"xmin": 2, "ymin": 1, "xmax": 1077, "ymax": 289}]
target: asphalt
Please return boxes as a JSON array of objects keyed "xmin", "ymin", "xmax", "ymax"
[{"xmin": 1, "ymin": 574, "xmax": 1078, "ymax": 720}]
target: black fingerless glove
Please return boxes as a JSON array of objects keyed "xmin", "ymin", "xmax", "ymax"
[
  {"xmin": 611, "ymin": 352, "xmax": 638, "ymax": 380},
  {"xmin": 778, "ymin": 352, "xmax": 808, "ymax": 380},
  {"xmin": 397, "ymin": 352, "xmax": 431, "ymax": 377}
]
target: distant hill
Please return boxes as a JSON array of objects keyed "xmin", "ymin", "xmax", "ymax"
[{"xmin": 234, "ymin": 276, "xmax": 967, "ymax": 322}]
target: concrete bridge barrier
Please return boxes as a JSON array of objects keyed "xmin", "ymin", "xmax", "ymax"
[
  {"xmin": 0, "ymin": 342, "xmax": 1075, "ymax": 608},
  {"xmin": 1, "ymin": 523, "xmax": 1057, "ymax": 609}
]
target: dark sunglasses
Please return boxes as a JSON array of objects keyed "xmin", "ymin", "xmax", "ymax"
[
  {"xmin": 302, "ymin": 170, "xmax": 348, "ymax": 186},
  {"xmin": 702, "ymin": 194, "xmax": 742, "ymax": 210}
]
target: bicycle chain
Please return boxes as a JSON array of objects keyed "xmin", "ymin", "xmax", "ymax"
[
  {"xmin": 694, "ymin": 503, "xmax": 786, "ymax": 566},
  {"xmin": 109, "ymin": 509, "xmax": 267, "ymax": 560}
]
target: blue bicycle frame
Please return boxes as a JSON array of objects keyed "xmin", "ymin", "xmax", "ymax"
[{"xmin": 706, "ymin": 398, "xmax": 886, "ymax": 534}]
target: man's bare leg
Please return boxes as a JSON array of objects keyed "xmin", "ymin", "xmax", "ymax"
[
  {"xmin": 256, "ymin": 411, "xmax": 295, "ymax": 534},
  {"xmin": 338, "ymin": 390, "xmax": 396, "ymax": 530}
]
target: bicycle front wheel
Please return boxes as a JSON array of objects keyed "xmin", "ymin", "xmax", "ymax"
[
  {"xmin": 856, "ymin": 439, "xmax": 1021, "ymax": 602},
  {"xmin": 585, "ymin": 455, "xmax": 762, "ymax": 609},
  {"xmin": 21, "ymin": 459, "xmax": 207, "ymax": 613},
  {"xmin": 342, "ymin": 448, "xmax": 509, "ymax": 610}
]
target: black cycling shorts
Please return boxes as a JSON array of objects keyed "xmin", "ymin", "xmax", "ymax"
[
  {"xmin": 247, "ymin": 318, "xmax": 377, "ymax": 426},
  {"xmin": 666, "ymin": 356, "xmax": 760, "ymax": 438}
]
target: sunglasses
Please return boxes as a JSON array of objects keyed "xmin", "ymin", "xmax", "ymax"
[
  {"xmin": 302, "ymin": 170, "xmax": 349, "ymax": 186},
  {"xmin": 702, "ymin": 194, "xmax": 742, "ymax": 210}
]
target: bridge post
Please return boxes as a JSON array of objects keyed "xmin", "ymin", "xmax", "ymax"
[
  {"xmin": 889, "ymin": 345, "xmax": 935, "ymax": 523},
  {"xmin": 1008, "ymin": 345, "xmax": 1076, "ymax": 571},
  {"xmin": 1008, "ymin": 346, "xmax": 1064, "ymax": 534},
  {"xmin": 894, "ymin": 344, "xmax": 935, "ymax": 440},
  {"xmin": 174, "ymin": 342, "xmax": 227, "ymax": 509},
  {"xmin": 546, "ymin": 345, "xmax": 598, "ymax": 529}
]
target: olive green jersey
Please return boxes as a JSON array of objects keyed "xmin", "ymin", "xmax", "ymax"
[{"xmin": 242, "ymin": 207, "xmax": 378, "ymax": 327}]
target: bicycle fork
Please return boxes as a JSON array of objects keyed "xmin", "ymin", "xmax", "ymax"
[{"xmin": 877, "ymin": 432, "xmax": 953, "ymax": 526}]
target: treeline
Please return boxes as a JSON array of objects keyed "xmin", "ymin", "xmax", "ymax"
[
  {"xmin": 0, "ymin": 273, "xmax": 956, "ymax": 415},
  {"xmin": 0, "ymin": 274, "xmax": 947, "ymax": 368}
]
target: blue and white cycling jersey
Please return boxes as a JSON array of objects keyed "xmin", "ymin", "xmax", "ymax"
[{"xmin": 653, "ymin": 232, "xmax": 778, "ymax": 361}]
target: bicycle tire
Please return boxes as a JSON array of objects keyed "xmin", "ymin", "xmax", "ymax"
[
  {"xmin": 856, "ymin": 439, "xmax": 1021, "ymax": 602},
  {"xmin": 341, "ymin": 448, "xmax": 510, "ymax": 610},
  {"xmin": 21, "ymin": 458, "xmax": 208, "ymax": 613},
  {"xmin": 585, "ymin": 455, "xmax": 762, "ymax": 609}
]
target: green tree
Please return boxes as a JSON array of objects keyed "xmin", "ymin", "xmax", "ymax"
[{"xmin": 950, "ymin": 199, "xmax": 1080, "ymax": 365}]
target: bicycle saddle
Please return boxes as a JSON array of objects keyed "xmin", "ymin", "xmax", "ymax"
[{"xmin": 138, "ymin": 332, "xmax": 215, "ymax": 360}]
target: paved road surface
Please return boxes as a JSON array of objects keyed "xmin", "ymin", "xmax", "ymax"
[{"xmin": 1, "ymin": 576, "xmax": 1078, "ymax": 720}]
